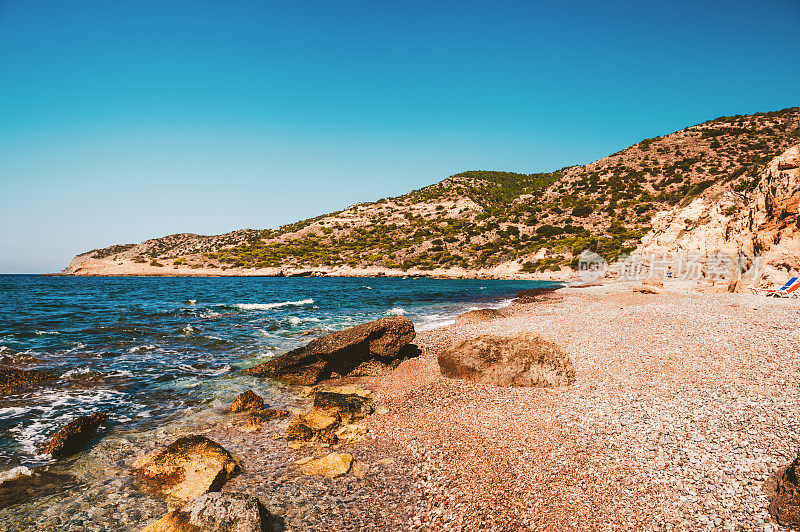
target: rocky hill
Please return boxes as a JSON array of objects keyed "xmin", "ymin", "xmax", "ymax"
[
  {"xmin": 62, "ymin": 107, "xmax": 800, "ymax": 279},
  {"xmin": 636, "ymin": 144, "xmax": 800, "ymax": 288}
]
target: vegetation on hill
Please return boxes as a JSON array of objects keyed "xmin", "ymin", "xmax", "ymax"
[{"xmin": 78, "ymin": 107, "xmax": 800, "ymax": 273}]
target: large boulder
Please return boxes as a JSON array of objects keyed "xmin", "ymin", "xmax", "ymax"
[
  {"xmin": 38, "ymin": 412, "xmax": 106, "ymax": 459},
  {"xmin": 766, "ymin": 453, "xmax": 800, "ymax": 527},
  {"xmin": 134, "ymin": 435, "xmax": 238, "ymax": 501},
  {"xmin": 438, "ymin": 333, "xmax": 575, "ymax": 387},
  {"xmin": 454, "ymin": 308, "xmax": 504, "ymax": 326},
  {"xmin": 243, "ymin": 316, "xmax": 416, "ymax": 385},
  {"xmin": 142, "ymin": 492, "xmax": 275, "ymax": 532}
]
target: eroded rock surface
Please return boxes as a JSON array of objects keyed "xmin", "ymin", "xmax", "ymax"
[
  {"xmin": 134, "ymin": 435, "xmax": 238, "ymax": 501},
  {"xmin": 298, "ymin": 452, "xmax": 353, "ymax": 478},
  {"xmin": 228, "ymin": 390, "xmax": 264, "ymax": 413},
  {"xmin": 287, "ymin": 387, "xmax": 373, "ymax": 443},
  {"xmin": 438, "ymin": 332, "xmax": 575, "ymax": 387},
  {"xmin": 243, "ymin": 316, "xmax": 415, "ymax": 385},
  {"xmin": 38, "ymin": 412, "xmax": 106, "ymax": 459},
  {"xmin": 766, "ymin": 453, "xmax": 800, "ymax": 528},
  {"xmin": 142, "ymin": 492, "xmax": 275, "ymax": 532}
]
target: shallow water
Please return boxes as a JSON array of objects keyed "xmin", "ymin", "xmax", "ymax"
[{"xmin": 0, "ymin": 274, "xmax": 554, "ymax": 527}]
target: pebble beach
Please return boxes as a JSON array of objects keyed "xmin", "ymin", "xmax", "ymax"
[{"xmin": 203, "ymin": 282, "xmax": 800, "ymax": 531}]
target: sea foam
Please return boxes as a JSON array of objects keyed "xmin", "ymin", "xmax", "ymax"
[{"xmin": 234, "ymin": 298, "xmax": 314, "ymax": 310}]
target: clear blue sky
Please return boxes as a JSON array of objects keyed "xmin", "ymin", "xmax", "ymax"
[{"xmin": 1, "ymin": 0, "xmax": 798, "ymax": 273}]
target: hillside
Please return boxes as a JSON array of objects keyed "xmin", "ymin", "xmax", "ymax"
[{"xmin": 62, "ymin": 107, "xmax": 800, "ymax": 278}]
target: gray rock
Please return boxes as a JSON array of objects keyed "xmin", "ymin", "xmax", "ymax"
[{"xmin": 142, "ymin": 492, "xmax": 275, "ymax": 532}]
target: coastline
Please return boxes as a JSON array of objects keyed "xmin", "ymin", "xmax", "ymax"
[
  {"xmin": 5, "ymin": 280, "xmax": 797, "ymax": 530},
  {"xmin": 55, "ymin": 256, "xmax": 574, "ymax": 281}
]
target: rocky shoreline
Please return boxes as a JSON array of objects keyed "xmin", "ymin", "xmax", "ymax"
[{"xmin": 5, "ymin": 281, "xmax": 800, "ymax": 530}]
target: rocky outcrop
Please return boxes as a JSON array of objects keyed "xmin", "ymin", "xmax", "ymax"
[
  {"xmin": 243, "ymin": 316, "xmax": 415, "ymax": 385},
  {"xmin": 228, "ymin": 390, "xmax": 264, "ymax": 413},
  {"xmin": 38, "ymin": 412, "xmax": 106, "ymax": 459},
  {"xmin": 298, "ymin": 453, "xmax": 353, "ymax": 478},
  {"xmin": 134, "ymin": 435, "xmax": 238, "ymax": 501},
  {"xmin": 766, "ymin": 452, "xmax": 800, "ymax": 528},
  {"xmin": 287, "ymin": 387, "xmax": 373, "ymax": 444},
  {"xmin": 635, "ymin": 145, "xmax": 800, "ymax": 289},
  {"xmin": 454, "ymin": 309, "xmax": 504, "ymax": 326},
  {"xmin": 438, "ymin": 333, "xmax": 574, "ymax": 387},
  {"xmin": 0, "ymin": 367, "xmax": 52, "ymax": 392},
  {"xmin": 286, "ymin": 411, "xmax": 341, "ymax": 444},
  {"xmin": 312, "ymin": 390, "xmax": 373, "ymax": 423},
  {"xmin": 142, "ymin": 492, "xmax": 275, "ymax": 532}
]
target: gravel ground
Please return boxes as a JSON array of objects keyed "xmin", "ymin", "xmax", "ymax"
[{"xmin": 354, "ymin": 282, "xmax": 800, "ymax": 531}]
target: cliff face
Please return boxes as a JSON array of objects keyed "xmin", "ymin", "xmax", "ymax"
[{"xmin": 635, "ymin": 145, "xmax": 800, "ymax": 287}]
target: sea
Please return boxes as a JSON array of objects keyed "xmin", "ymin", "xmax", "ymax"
[{"xmin": 0, "ymin": 274, "xmax": 556, "ymax": 477}]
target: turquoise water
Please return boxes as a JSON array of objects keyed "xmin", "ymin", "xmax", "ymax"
[{"xmin": 0, "ymin": 274, "xmax": 555, "ymax": 472}]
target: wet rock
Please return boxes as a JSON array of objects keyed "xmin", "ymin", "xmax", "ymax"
[
  {"xmin": 0, "ymin": 469, "xmax": 81, "ymax": 507},
  {"xmin": 514, "ymin": 286, "xmax": 561, "ymax": 304},
  {"xmin": 299, "ymin": 452, "xmax": 353, "ymax": 478},
  {"xmin": 243, "ymin": 316, "xmax": 415, "ymax": 385},
  {"xmin": 438, "ymin": 332, "xmax": 575, "ymax": 387},
  {"xmin": 240, "ymin": 408, "xmax": 290, "ymax": 432},
  {"xmin": 141, "ymin": 492, "xmax": 275, "ymax": 532},
  {"xmin": 766, "ymin": 453, "xmax": 800, "ymax": 528},
  {"xmin": 38, "ymin": 412, "xmax": 106, "ymax": 459},
  {"xmin": 0, "ymin": 367, "xmax": 53, "ymax": 392},
  {"xmin": 312, "ymin": 390, "xmax": 373, "ymax": 423},
  {"xmin": 134, "ymin": 435, "xmax": 238, "ymax": 501},
  {"xmin": 454, "ymin": 308, "xmax": 504, "ymax": 326},
  {"xmin": 286, "ymin": 411, "xmax": 340, "ymax": 443},
  {"xmin": 228, "ymin": 390, "xmax": 265, "ymax": 413},
  {"xmin": 333, "ymin": 423, "xmax": 368, "ymax": 444}
]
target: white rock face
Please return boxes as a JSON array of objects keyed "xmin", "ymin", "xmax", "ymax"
[{"xmin": 636, "ymin": 145, "xmax": 800, "ymax": 288}]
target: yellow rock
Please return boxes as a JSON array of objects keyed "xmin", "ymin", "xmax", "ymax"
[
  {"xmin": 299, "ymin": 452, "xmax": 353, "ymax": 478},
  {"xmin": 134, "ymin": 435, "xmax": 238, "ymax": 502},
  {"xmin": 286, "ymin": 410, "xmax": 340, "ymax": 442}
]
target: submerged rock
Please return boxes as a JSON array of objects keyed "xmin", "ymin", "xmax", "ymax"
[
  {"xmin": 454, "ymin": 308, "xmax": 505, "ymax": 326},
  {"xmin": 0, "ymin": 367, "xmax": 53, "ymax": 392},
  {"xmin": 438, "ymin": 333, "xmax": 575, "ymax": 387},
  {"xmin": 134, "ymin": 435, "xmax": 238, "ymax": 501},
  {"xmin": 228, "ymin": 390, "xmax": 265, "ymax": 413},
  {"xmin": 766, "ymin": 453, "xmax": 800, "ymax": 528},
  {"xmin": 299, "ymin": 452, "xmax": 353, "ymax": 478},
  {"xmin": 38, "ymin": 412, "xmax": 106, "ymax": 459},
  {"xmin": 0, "ymin": 468, "xmax": 82, "ymax": 507},
  {"xmin": 243, "ymin": 316, "xmax": 415, "ymax": 385},
  {"xmin": 142, "ymin": 492, "xmax": 276, "ymax": 532}
]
